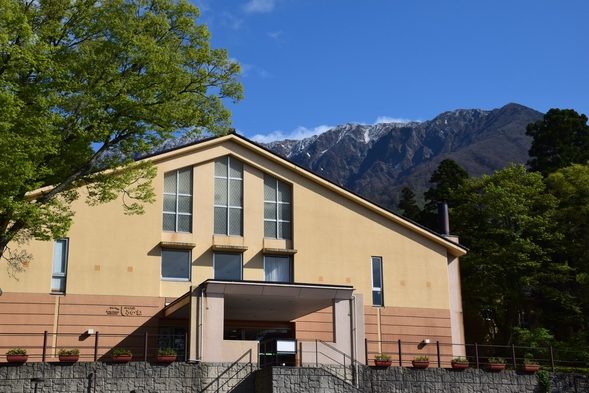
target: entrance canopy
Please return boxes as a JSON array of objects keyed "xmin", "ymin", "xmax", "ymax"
[{"xmin": 163, "ymin": 280, "xmax": 355, "ymax": 322}]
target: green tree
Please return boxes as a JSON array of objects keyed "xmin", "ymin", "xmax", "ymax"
[
  {"xmin": 543, "ymin": 164, "xmax": 589, "ymax": 339},
  {"xmin": 398, "ymin": 186, "xmax": 421, "ymax": 222},
  {"xmin": 526, "ymin": 109, "xmax": 589, "ymax": 176},
  {"xmin": 421, "ymin": 159, "xmax": 468, "ymax": 231},
  {"xmin": 0, "ymin": 0, "xmax": 242, "ymax": 275},
  {"xmin": 452, "ymin": 165, "xmax": 565, "ymax": 345}
]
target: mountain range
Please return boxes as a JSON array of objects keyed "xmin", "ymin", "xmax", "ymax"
[{"xmin": 261, "ymin": 103, "xmax": 544, "ymax": 212}]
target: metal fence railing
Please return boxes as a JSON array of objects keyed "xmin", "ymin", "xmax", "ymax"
[
  {"xmin": 365, "ymin": 339, "xmax": 589, "ymax": 372},
  {"xmin": 0, "ymin": 331, "xmax": 188, "ymax": 363}
]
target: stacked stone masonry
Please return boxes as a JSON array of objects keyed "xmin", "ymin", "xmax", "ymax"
[{"xmin": 0, "ymin": 362, "xmax": 586, "ymax": 393}]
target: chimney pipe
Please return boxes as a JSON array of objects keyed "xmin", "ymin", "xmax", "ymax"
[{"xmin": 437, "ymin": 201, "xmax": 450, "ymax": 236}]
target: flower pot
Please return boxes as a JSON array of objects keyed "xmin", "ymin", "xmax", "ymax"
[
  {"xmin": 412, "ymin": 360, "xmax": 429, "ymax": 369},
  {"xmin": 6, "ymin": 355, "xmax": 29, "ymax": 363},
  {"xmin": 59, "ymin": 354, "xmax": 79, "ymax": 362},
  {"xmin": 374, "ymin": 359, "xmax": 392, "ymax": 367},
  {"xmin": 521, "ymin": 364, "xmax": 540, "ymax": 372},
  {"xmin": 157, "ymin": 355, "xmax": 176, "ymax": 363},
  {"xmin": 488, "ymin": 363, "xmax": 505, "ymax": 371},
  {"xmin": 112, "ymin": 355, "xmax": 132, "ymax": 363},
  {"xmin": 451, "ymin": 362, "xmax": 469, "ymax": 369}
]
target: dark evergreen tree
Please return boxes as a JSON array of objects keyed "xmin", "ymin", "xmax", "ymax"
[
  {"xmin": 526, "ymin": 109, "xmax": 589, "ymax": 176},
  {"xmin": 398, "ymin": 187, "xmax": 421, "ymax": 222},
  {"xmin": 421, "ymin": 159, "xmax": 469, "ymax": 231}
]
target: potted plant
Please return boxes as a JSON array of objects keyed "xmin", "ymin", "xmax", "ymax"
[
  {"xmin": 58, "ymin": 348, "xmax": 80, "ymax": 362},
  {"xmin": 521, "ymin": 353, "xmax": 540, "ymax": 372},
  {"xmin": 6, "ymin": 348, "xmax": 29, "ymax": 363},
  {"xmin": 373, "ymin": 353, "xmax": 392, "ymax": 367},
  {"xmin": 157, "ymin": 348, "xmax": 177, "ymax": 363},
  {"xmin": 451, "ymin": 356, "xmax": 469, "ymax": 369},
  {"xmin": 487, "ymin": 357, "xmax": 506, "ymax": 371},
  {"xmin": 111, "ymin": 348, "xmax": 133, "ymax": 363},
  {"xmin": 412, "ymin": 356, "xmax": 430, "ymax": 368}
]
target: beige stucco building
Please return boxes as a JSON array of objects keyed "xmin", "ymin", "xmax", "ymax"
[{"xmin": 0, "ymin": 133, "xmax": 466, "ymax": 366}]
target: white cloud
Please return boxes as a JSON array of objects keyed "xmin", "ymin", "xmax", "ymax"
[
  {"xmin": 220, "ymin": 12, "xmax": 243, "ymax": 29},
  {"xmin": 268, "ymin": 31, "xmax": 282, "ymax": 39},
  {"xmin": 374, "ymin": 116, "xmax": 415, "ymax": 124},
  {"xmin": 243, "ymin": 0, "xmax": 275, "ymax": 14},
  {"xmin": 191, "ymin": 0, "xmax": 212, "ymax": 13},
  {"xmin": 238, "ymin": 63, "xmax": 270, "ymax": 78},
  {"xmin": 250, "ymin": 125, "xmax": 333, "ymax": 143}
]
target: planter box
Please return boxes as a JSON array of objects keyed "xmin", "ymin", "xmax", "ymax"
[
  {"xmin": 451, "ymin": 362, "xmax": 469, "ymax": 369},
  {"xmin": 6, "ymin": 355, "xmax": 29, "ymax": 363},
  {"xmin": 157, "ymin": 355, "xmax": 176, "ymax": 363},
  {"xmin": 412, "ymin": 361, "xmax": 429, "ymax": 369},
  {"xmin": 488, "ymin": 363, "xmax": 505, "ymax": 371},
  {"xmin": 59, "ymin": 354, "xmax": 80, "ymax": 362},
  {"xmin": 521, "ymin": 364, "xmax": 540, "ymax": 372},
  {"xmin": 374, "ymin": 359, "xmax": 392, "ymax": 367},
  {"xmin": 112, "ymin": 355, "xmax": 132, "ymax": 363}
]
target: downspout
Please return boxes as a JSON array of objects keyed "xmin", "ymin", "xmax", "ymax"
[
  {"xmin": 190, "ymin": 286, "xmax": 205, "ymax": 362},
  {"xmin": 351, "ymin": 295, "xmax": 359, "ymax": 388},
  {"xmin": 199, "ymin": 287, "xmax": 205, "ymax": 361}
]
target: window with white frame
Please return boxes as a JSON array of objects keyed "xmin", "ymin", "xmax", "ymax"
[
  {"xmin": 371, "ymin": 256, "xmax": 383, "ymax": 306},
  {"xmin": 264, "ymin": 255, "xmax": 292, "ymax": 283},
  {"xmin": 214, "ymin": 156, "xmax": 243, "ymax": 236},
  {"xmin": 263, "ymin": 174, "xmax": 292, "ymax": 239},
  {"xmin": 51, "ymin": 239, "xmax": 69, "ymax": 293},
  {"xmin": 163, "ymin": 167, "xmax": 192, "ymax": 233},
  {"xmin": 213, "ymin": 253, "xmax": 242, "ymax": 280},
  {"xmin": 161, "ymin": 249, "xmax": 191, "ymax": 280}
]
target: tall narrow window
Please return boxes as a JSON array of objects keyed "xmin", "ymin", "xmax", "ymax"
[
  {"xmin": 163, "ymin": 167, "xmax": 192, "ymax": 233},
  {"xmin": 214, "ymin": 253, "xmax": 242, "ymax": 280},
  {"xmin": 264, "ymin": 256, "xmax": 292, "ymax": 283},
  {"xmin": 51, "ymin": 239, "xmax": 69, "ymax": 293},
  {"xmin": 371, "ymin": 256, "xmax": 383, "ymax": 306},
  {"xmin": 214, "ymin": 156, "xmax": 243, "ymax": 236},
  {"xmin": 264, "ymin": 174, "xmax": 292, "ymax": 239}
]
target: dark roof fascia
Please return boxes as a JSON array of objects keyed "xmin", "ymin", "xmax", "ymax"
[{"xmin": 196, "ymin": 278, "xmax": 355, "ymax": 290}]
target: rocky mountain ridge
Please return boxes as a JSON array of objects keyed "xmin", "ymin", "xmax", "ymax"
[{"xmin": 261, "ymin": 103, "xmax": 543, "ymax": 211}]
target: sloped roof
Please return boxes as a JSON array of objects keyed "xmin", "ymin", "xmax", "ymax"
[{"xmin": 144, "ymin": 132, "xmax": 467, "ymax": 257}]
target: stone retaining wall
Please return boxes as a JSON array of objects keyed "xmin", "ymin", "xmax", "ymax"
[
  {"xmin": 1, "ymin": 362, "xmax": 587, "ymax": 393},
  {"xmin": 0, "ymin": 362, "xmax": 255, "ymax": 393},
  {"xmin": 258, "ymin": 366, "xmax": 588, "ymax": 393}
]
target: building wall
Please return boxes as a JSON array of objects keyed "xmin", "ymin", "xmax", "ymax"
[
  {"xmin": 1, "ymin": 136, "xmax": 464, "ymax": 355},
  {"xmin": 0, "ymin": 292, "xmax": 168, "ymax": 362},
  {"xmin": 364, "ymin": 306, "xmax": 453, "ymax": 365}
]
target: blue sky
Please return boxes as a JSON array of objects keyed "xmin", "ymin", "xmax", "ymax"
[{"xmin": 192, "ymin": 0, "xmax": 589, "ymax": 142}]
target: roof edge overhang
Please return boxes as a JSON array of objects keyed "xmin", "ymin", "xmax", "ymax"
[
  {"xmin": 146, "ymin": 134, "xmax": 467, "ymax": 257},
  {"xmin": 199, "ymin": 279, "xmax": 355, "ymax": 299}
]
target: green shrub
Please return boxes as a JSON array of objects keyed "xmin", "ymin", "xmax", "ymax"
[
  {"xmin": 523, "ymin": 353, "xmax": 539, "ymax": 365},
  {"xmin": 158, "ymin": 348, "xmax": 177, "ymax": 356},
  {"xmin": 374, "ymin": 353, "xmax": 391, "ymax": 361},
  {"xmin": 536, "ymin": 369, "xmax": 550, "ymax": 393},
  {"xmin": 413, "ymin": 356, "xmax": 429, "ymax": 362},
  {"xmin": 6, "ymin": 348, "xmax": 27, "ymax": 355},
  {"xmin": 488, "ymin": 357, "xmax": 506, "ymax": 364},
  {"xmin": 112, "ymin": 348, "xmax": 132, "ymax": 356},
  {"xmin": 58, "ymin": 348, "xmax": 80, "ymax": 355}
]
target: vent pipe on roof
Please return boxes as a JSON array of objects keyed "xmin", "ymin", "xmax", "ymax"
[{"xmin": 437, "ymin": 201, "xmax": 450, "ymax": 236}]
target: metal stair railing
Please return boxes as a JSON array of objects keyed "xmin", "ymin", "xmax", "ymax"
[{"xmin": 309, "ymin": 339, "xmax": 369, "ymax": 391}]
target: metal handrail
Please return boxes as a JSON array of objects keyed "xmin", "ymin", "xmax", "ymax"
[{"xmin": 0, "ymin": 331, "xmax": 188, "ymax": 363}]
